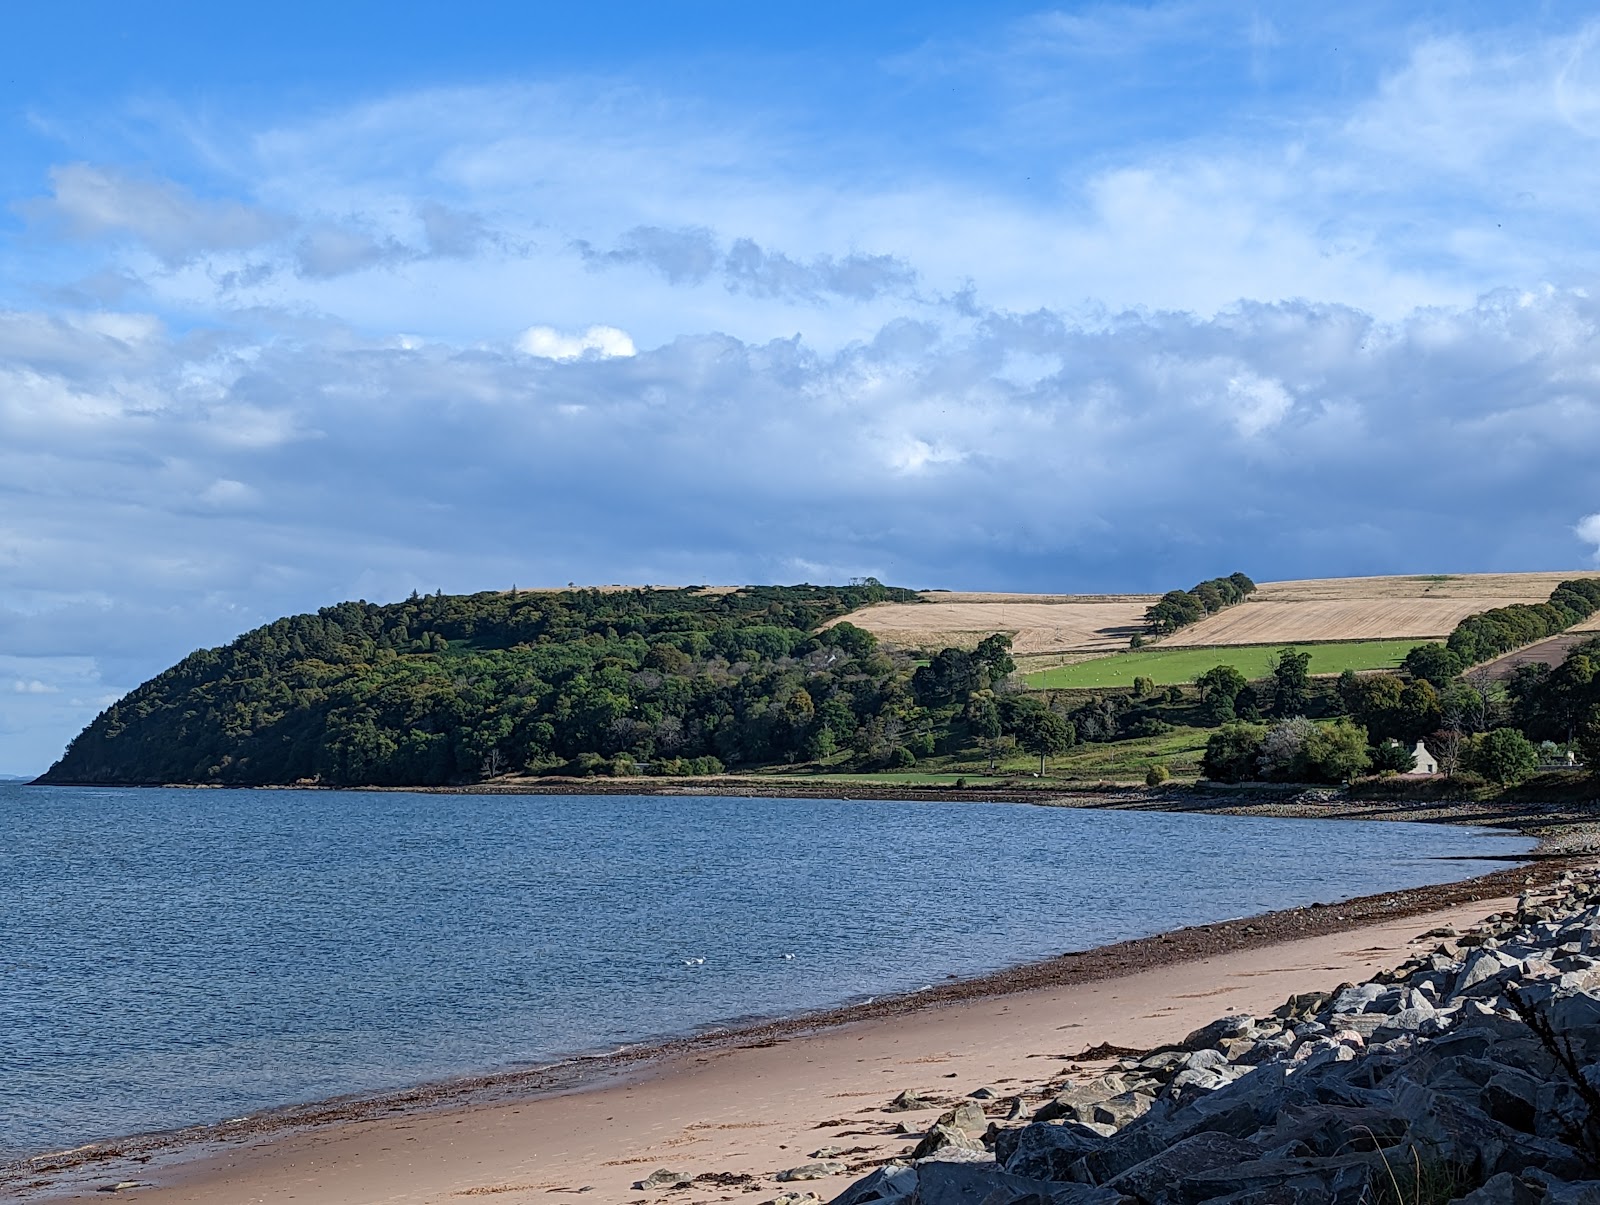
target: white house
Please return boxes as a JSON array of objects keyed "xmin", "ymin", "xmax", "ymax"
[{"xmin": 1407, "ymin": 740, "xmax": 1438, "ymax": 775}]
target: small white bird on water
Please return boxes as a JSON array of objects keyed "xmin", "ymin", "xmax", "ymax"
[
  {"xmin": 781, "ymin": 953, "xmax": 795, "ymax": 960},
  {"xmin": 682, "ymin": 957, "xmax": 706, "ymax": 966}
]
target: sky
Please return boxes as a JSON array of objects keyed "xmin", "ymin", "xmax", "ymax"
[{"xmin": 6, "ymin": 1, "xmax": 1600, "ymax": 773}]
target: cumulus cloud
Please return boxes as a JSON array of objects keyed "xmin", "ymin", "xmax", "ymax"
[
  {"xmin": 516, "ymin": 324, "xmax": 636, "ymax": 360},
  {"xmin": 11, "ymin": 680, "xmax": 56, "ymax": 694},
  {"xmin": 1577, "ymin": 513, "xmax": 1600, "ymax": 560}
]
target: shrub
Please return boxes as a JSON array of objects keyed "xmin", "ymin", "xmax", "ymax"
[
  {"xmin": 1145, "ymin": 764, "xmax": 1171, "ymax": 787},
  {"xmin": 1471, "ymin": 727, "xmax": 1538, "ymax": 786},
  {"xmin": 887, "ymin": 746, "xmax": 916, "ymax": 769},
  {"xmin": 1202, "ymin": 722, "xmax": 1267, "ymax": 782}
]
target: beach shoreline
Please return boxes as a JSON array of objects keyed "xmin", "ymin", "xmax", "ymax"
[{"xmin": 5, "ymin": 845, "xmax": 1578, "ymax": 1202}]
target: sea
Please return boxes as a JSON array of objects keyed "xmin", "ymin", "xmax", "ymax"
[{"xmin": 0, "ymin": 782, "xmax": 1535, "ymax": 1160}]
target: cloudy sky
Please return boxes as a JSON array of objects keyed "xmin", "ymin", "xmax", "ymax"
[{"xmin": 6, "ymin": 1, "xmax": 1600, "ymax": 772}]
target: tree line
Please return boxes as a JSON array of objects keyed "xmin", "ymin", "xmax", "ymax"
[{"xmin": 1142, "ymin": 572, "xmax": 1256, "ymax": 636}]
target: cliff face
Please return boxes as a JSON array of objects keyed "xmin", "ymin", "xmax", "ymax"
[{"xmin": 39, "ymin": 583, "xmax": 914, "ymax": 788}]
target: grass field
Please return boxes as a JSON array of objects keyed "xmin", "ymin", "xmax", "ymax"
[
  {"xmin": 756, "ymin": 725, "xmax": 1214, "ymax": 785},
  {"xmin": 1021, "ymin": 638, "xmax": 1429, "ymax": 690}
]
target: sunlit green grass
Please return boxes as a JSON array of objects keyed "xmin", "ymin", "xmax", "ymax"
[{"xmin": 1022, "ymin": 639, "xmax": 1429, "ymax": 690}]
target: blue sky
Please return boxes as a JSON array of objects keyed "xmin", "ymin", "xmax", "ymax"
[{"xmin": 6, "ymin": 1, "xmax": 1600, "ymax": 772}]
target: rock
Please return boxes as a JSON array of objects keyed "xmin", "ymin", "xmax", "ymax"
[
  {"xmin": 1455, "ymin": 949, "xmax": 1522, "ymax": 997},
  {"xmin": 777, "ymin": 1162, "xmax": 847, "ymax": 1182},
  {"xmin": 1274, "ymin": 992, "xmax": 1333, "ymax": 1021},
  {"xmin": 1177, "ymin": 1152, "xmax": 1381, "ymax": 1205},
  {"xmin": 886, "ymin": 1089, "xmax": 939, "ymax": 1112},
  {"xmin": 812, "ymin": 1146, "xmax": 847, "ymax": 1159},
  {"xmin": 826, "ymin": 1163, "xmax": 917, "ymax": 1204},
  {"xmin": 913, "ymin": 1160, "xmax": 1121, "ymax": 1205},
  {"xmin": 936, "ymin": 1100, "xmax": 991, "ymax": 1136},
  {"xmin": 1091, "ymin": 1091, "xmax": 1154, "ymax": 1128},
  {"xmin": 768, "ymin": 1195, "xmax": 823, "ymax": 1205},
  {"xmin": 1105, "ymin": 1131, "xmax": 1264, "ymax": 1203},
  {"xmin": 911, "ymin": 1123, "xmax": 986, "ymax": 1162},
  {"xmin": 1170, "ymin": 1068, "xmax": 1230, "ymax": 1093},
  {"xmin": 632, "ymin": 1169, "xmax": 693, "ymax": 1190},
  {"xmin": 997, "ymin": 1121, "xmax": 1108, "ymax": 1180},
  {"xmin": 1034, "ymin": 1075, "xmax": 1129, "ymax": 1124},
  {"xmin": 969, "ymin": 1087, "xmax": 998, "ymax": 1100},
  {"xmin": 1181, "ymin": 1014, "xmax": 1255, "ymax": 1051},
  {"xmin": 96, "ymin": 1186, "xmax": 147, "ymax": 1196}
]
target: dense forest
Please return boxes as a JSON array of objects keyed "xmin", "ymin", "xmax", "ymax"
[{"xmin": 40, "ymin": 583, "xmax": 949, "ymax": 786}]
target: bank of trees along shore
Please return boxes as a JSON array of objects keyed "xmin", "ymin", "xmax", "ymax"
[
  {"xmin": 1199, "ymin": 577, "xmax": 1600, "ymax": 788},
  {"xmin": 42, "ymin": 583, "xmax": 942, "ymax": 786}
]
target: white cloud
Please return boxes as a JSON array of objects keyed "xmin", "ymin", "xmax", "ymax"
[
  {"xmin": 1576, "ymin": 513, "xmax": 1600, "ymax": 559},
  {"xmin": 28, "ymin": 163, "xmax": 287, "ymax": 264},
  {"xmin": 516, "ymin": 324, "xmax": 636, "ymax": 361},
  {"xmin": 11, "ymin": 680, "xmax": 56, "ymax": 694}
]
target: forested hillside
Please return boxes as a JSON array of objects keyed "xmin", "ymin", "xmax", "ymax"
[{"xmin": 39, "ymin": 583, "xmax": 927, "ymax": 786}]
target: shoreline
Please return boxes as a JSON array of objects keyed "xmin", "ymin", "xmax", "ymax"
[{"xmin": 5, "ymin": 849, "xmax": 1576, "ymax": 1199}]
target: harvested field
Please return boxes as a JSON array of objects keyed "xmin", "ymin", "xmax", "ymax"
[
  {"xmin": 1162, "ymin": 572, "xmax": 1593, "ymax": 647},
  {"xmin": 836, "ymin": 594, "xmax": 1154, "ymax": 655},
  {"xmin": 835, "ymin": 573, "xmax": 1596, "ymax": 657}
]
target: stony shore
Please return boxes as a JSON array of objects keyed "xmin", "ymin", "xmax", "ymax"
[{"xmin": 810, "ymin": 865, "xmax": 1600, "ymax": 1205}]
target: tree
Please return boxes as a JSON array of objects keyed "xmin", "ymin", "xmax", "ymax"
[
  {"xmin": 1015, "ymin": 707, "xmax": 1073, "ymax": 775},
  {"xmin": 1578, "ymin": 705, "xmax": 1600, "ymax": 777},
  {"xmin": 1145, "ymin": 763, "xmax": 1170, "ymax": 786},
  {"xmin": 1195, "ymin": 664, "xmax": 1246, "ymax": 725},
  {"xmin": 1369, "ymin": 739, "xmax": 1417, "ymax": 775},
  {"xmin": 973, "ymin": 633, "xmax": 1015, "ymax": 683},
  {"xmin": 1257, "ymin": 716, "xmax": 1317, "ymax": 781},
  {"xmin": 1302, "ymin": 720, "xmax": 1371, "ymax": 782},
  {"xmin": 1402, "ymin": 643, "xmax": 1464, "ymax": 688},
  {"xmin": 1471, "ymin": 727, "xmax": 1538, "ymax": 786},
  {"xmin": 1270, "ymin": 648, "xmax": 1312, "ymax": 717},
  {"xmin": 1202, "ymin": 722, "xmax": 1267, "ymax": 783},
  {"xmin": 1131, "ymin": 675, "xmax": 1156, "ymax": 698}
]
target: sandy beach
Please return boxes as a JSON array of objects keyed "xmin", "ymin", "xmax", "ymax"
[{"xmin": 15, "ymin": 868, "xmax": 1568, "ymax": 1205}]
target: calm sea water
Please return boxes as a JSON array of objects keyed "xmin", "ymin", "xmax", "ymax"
[{"xmin": 0, "ymin": 783, "xmax": 1532, "ymax": 1159}]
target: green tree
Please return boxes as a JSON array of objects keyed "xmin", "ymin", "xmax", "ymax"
[
  {"xmin": 1368, "ymin": 739, "xmax": 1417, "ymax": 775},
  {"xmin": 1401, "ymin": 643, "xmax": 1464, "ymax": 688},
  {"xmin": 1270, "ymin": 647, "xmax": 1312, "ymax": 717},
  {"xmin": 974, "ymin": 633, "xmax": 1016, "ymax": 682},
  {"xmin": 1016, "ymin": 707, "xmax": 1073, "ymax": 775},
  {"xmin": 1202, "ymin": 722, "xmax": 1267, "ymax": 783},
  {"xmin": 1131, "ymin": 675, "xmax": 1156, "ymax": 698},
  {"xmin": 1302, "ymin": 720, "xmax": 1371, "ymax": 782},
  {"xmin": 1471, "ymin": 727, "xmax": 1538, "ymax": 785}
]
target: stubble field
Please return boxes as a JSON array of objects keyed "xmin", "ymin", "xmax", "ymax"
[{"xmin": 840, "ymin": 573, "xmax": 1592, "ymax": 658}]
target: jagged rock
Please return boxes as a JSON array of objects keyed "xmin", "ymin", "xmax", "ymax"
[
  {"xmin": 1456, "ymin": 949, "xmax": 1523, "ymax": 997},
  {"xmin": 1176, "ymin": 1152, "xmax": 1381, "ymax": 1205},
  {"xmin": 1034, "ymin": 1075, "xmax": 1129, "ymax": 1124},
  {"xmin": 969, "ymin": 1087, "xmax": 998, "ymax": 1100},
  {"xmin": 886, "ymin": 1089, "xmax": 939, "ymax": 1112},
  {"xmin": 767, "ymin": 1194, "xmax": 823, "ymax": 1205},
  {"xmin": 1105, "ymin": 1131, "xmax": 1264, "ymax": 1203},
  {"xmin": 1091, "ymin": 1091, "xmax": 1155, "ymax": 1128},
  {"xmin": 937, "ymin": 1101, "xmax": 991, "ymax": 1135},
  {"xmin": 632, "ymin": 1169, "xmax": 693, "ymax": 1189},
  {"xmin": 914, "ymin": 1160, "xmax": 1121, "ymax": 1205},
  {"xmin": 996, "ymin": 1121, "xmax": 1108, "ymax": 1180},
  {"xmin": 777, "ymin": 1161, "xmax": 847, "ymax": 1182},
  {"xmin": 812, "ymin": 1146, "xmax": 847, "ymax": 1158},
  {"xmin": 826, "ymin": 1163, "xmax": 916, "ymax": 1204},
  {"xmin": 911, "ymin": 1123, "xmax": 986, "ymax": 1161},
  {"xmin": 1180, "ymin": 1014, "xmax": 1255, "ymax": 1051}
]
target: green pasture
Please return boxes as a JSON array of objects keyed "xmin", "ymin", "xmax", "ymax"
[{"xmin": 1022, "ymin": 639, "xmax": 1429, "ymax": 690}]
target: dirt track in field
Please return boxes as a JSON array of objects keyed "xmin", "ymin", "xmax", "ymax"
[{"xmin": 840, "ymin": 572, "xmax": 1594, "ymax": 655}]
